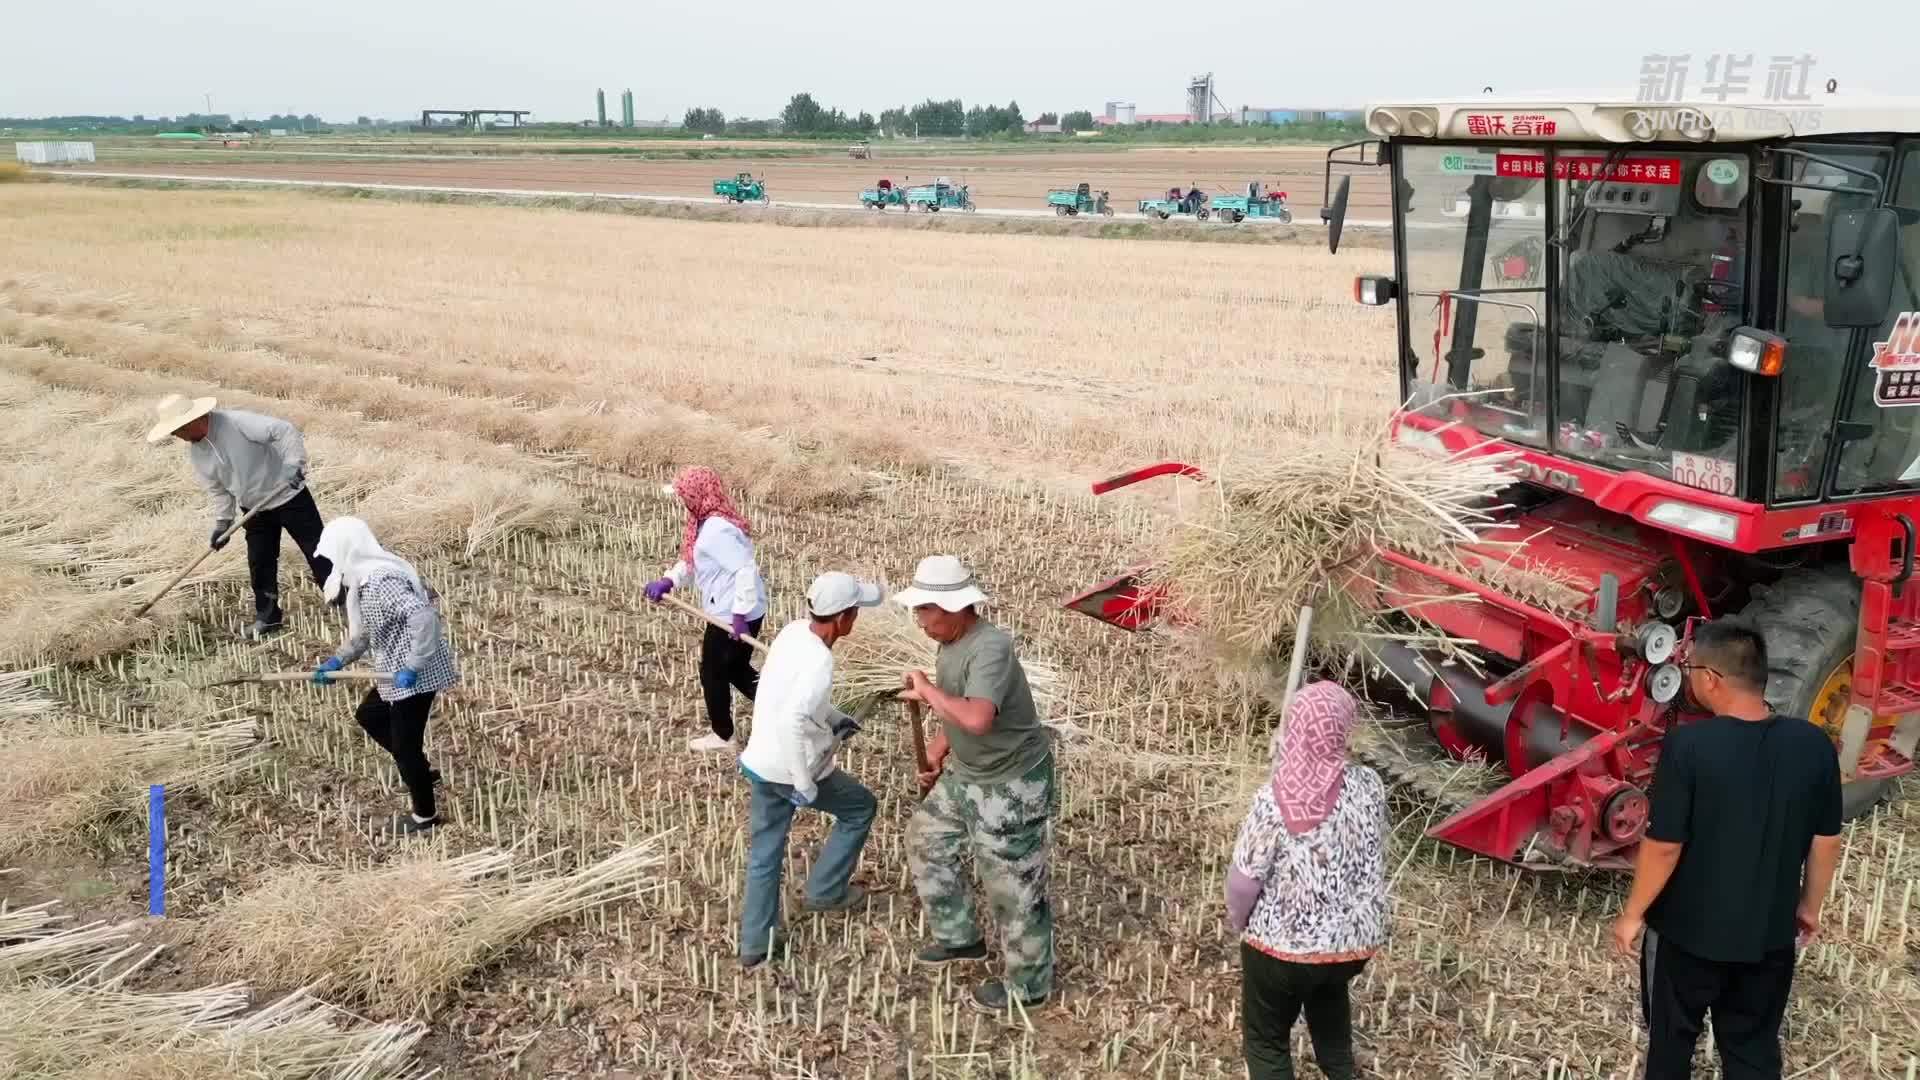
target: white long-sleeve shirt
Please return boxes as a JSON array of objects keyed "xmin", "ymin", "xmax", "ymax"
[
  {"xmin": 664, "ymin": 518, "xmax": 766, "ymax": 621},
  {"xmin": 188, "ymin": 409, "xmax": 308, "ymax": 525},
  {"xmin": 739, "ymin": 621, "xmax": 852, "ymax": 803}
]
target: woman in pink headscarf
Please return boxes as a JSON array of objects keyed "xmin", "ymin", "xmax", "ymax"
[
  {"xmin": 1225, "ymin": 680, "xmax": 1388, "ymax": 1080},
  {"xmin": 644, "ymin": 467, "xmax": 768, "ymax": 752}
]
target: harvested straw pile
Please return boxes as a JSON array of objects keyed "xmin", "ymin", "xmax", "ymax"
[
  {"xmin": 0, "ymin": 714, "xmax": 260, "ymax": 861},
  {"xmin": 197, "ymin": 838, "xmax": 666, "ymax": 1017},
  {"xmin": 1141, "ymin": 422, "xmax": 1517, "ymax": 679},
  {"xmin": 0, "ymin": 983, "xmax": 425, "ymax": 1080},
  {"xmin": 0, "ymin": 912, "xmax": 150, "ymax": 986},
  {"xmin": 831, "ymin": 601, "xmax": 1061, "ymax": 718}
]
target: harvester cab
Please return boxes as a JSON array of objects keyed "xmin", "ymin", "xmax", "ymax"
[{"xmin": 1067, "ymin": 94, "xmax": 1920, "ymax": 869}]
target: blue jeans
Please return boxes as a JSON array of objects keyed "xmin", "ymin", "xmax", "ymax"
[{"xmin": 741, "ymin": 767, "xmax": 876, "ymax": 961}]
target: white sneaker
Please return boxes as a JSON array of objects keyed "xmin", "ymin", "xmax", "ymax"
[{"xmin": 687, "ymin": 733, "xmax": 733, "ymax": 753}]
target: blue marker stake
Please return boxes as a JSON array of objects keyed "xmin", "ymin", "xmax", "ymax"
[{"xmin": 148, "ymin": 784, "xmax": 165, "ymax": 917}]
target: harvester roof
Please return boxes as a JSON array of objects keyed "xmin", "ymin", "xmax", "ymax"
[{"xmin": 1362, "ymin": 91, "xmax": 1920, "ymax": 144}]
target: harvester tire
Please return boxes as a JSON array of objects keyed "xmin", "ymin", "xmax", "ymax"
[
  {"xmin": 1740, "ymin": 569, "xmax": 1894, "ymax": 820},
  {"xmin": 1197, "ymin": 208, "xmax": 1210, "ymax": 221},
  {"xmin": 1157, "ymin": 210, "xmax": 1170, "ymax": 220}
]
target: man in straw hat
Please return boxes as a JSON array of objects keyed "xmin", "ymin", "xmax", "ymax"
[
  {"xmin": 147, "ymin": 394, "xmax": 328, "ymax": 639},
  {"xmin": 734, "ymin": 571, "xmax": 884, "ymax": 970},
  {"xmin": 896, "ymin": 554, "xmax": 1056, "ymax": 1014}
]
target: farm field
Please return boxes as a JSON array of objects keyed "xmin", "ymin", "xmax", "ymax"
[
  {"xmin": 61, "ymin": 142, "xmax": 1395, "ymax": 216},
  {"xmin": 0, "ymin": 182, "xmax": 1914, "ymax": 1079}
]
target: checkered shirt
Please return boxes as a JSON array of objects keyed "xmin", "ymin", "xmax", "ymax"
[{"xmin": 340, "ymin": 571, "xmax": 459, "ymax": 703}]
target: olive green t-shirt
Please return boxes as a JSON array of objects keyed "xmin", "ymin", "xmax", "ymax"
[{"xmin": 934, "ymin": 619, "xmax": 1049, "ymax": 785}]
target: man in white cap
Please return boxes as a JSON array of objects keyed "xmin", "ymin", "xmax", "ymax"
[
  {"xmin": 147, "ymin": 394, "xmax": 328, "ymax": 638},
  {"xmin": 735, "ymin": 571, "xmax": 884, "ymax": 970},
  {"xmin": 895, "ymin": 554, "xmax": 1056, "ymax": 1013}
]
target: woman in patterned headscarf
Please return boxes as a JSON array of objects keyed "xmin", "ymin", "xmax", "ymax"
[
  {"xmin": 1225, "ymin": 680, "xmax": 1388, "ymax": 1080},
  {"xmin": 644, "ymin": 467, "xmax": 768, "ymax": 753}
]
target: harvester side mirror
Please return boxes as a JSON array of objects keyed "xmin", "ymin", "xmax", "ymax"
[
  {"xmin": 1824, "ymin": 207, "xmax": 1900, "ymax": 328},
  {"xmin": 1323, "ymin": 174, "xmax": 1352, "ymax": 254}
]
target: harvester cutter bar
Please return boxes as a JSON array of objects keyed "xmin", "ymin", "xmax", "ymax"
[{"xmin": 1351, "ymin": 699, "xmax": 1579, "ymax": 872}]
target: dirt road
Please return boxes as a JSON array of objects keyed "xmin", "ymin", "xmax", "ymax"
[{"xmin": 79, "ymin": 144, "xmax": 1394, "ymax": 215}]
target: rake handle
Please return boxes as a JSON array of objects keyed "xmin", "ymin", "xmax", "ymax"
[
  {"xmin": 662, "ymin": 592, "xmax": 771, "ymax": 653},
  {"xmin": 132, "ymin": 502, "xmax": 271, "ymax": 619}
]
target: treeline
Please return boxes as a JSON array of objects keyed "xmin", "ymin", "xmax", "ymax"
[{"xmin": 683, "ymin": 95, "xmax": 1077, "ymax": 139}]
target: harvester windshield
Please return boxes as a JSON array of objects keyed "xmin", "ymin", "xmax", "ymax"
[{"xmin": 1401, "ymin": 146, "xmax": 1758, "ymax": 488}]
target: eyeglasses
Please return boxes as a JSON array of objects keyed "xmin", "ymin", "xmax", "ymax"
[{"xmin": 1677, "ymin": 663, "xmax": 1723, "ymax": 679}]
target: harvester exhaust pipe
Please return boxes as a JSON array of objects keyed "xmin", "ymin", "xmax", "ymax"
[{"xmin": 1595, "ymin": 573, "xmax": 1620, "ymax": 634}]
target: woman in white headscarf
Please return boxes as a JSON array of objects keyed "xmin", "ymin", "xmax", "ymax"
[{"xmin": 310, "ymin": 517, "xmax": 459, "ymax": 836}]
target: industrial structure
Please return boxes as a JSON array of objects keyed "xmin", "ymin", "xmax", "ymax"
[
  {"xmin": 417, "ymin": 109, "xmax": 531, "ymax": 130},
  {"xmin": 596, "ymin": 89, "xmax": 607, "ymax": 128},
  {"xmin": 1103, "ymin": 101, "xmax": 1137, "ymax": 125},
  {"xmin": 1186, "ymin": 73, "xmax": 1227, "ymax": 124}
]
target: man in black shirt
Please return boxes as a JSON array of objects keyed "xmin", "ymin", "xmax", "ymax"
[{"xmin": 1611, "ymin": 620, "xmax": 1843, "ymax": 1078}]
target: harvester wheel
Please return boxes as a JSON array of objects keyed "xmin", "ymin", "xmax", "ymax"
[
  {"xmin": 1197, "ymin": 208, "xmax": 1210, "ymax": 221},
  {"xmin": 1741, "ymin": 569, "xmax": 1894, "ymax": 820},
  {"xmin": 1054, "ymin": 205, "xmax": 1068, "ymax": 217}
]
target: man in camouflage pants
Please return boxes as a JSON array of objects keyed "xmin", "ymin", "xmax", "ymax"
[{"xmin": 895, "ymin": 555, "xmax": 1056, "ymax": 1013}]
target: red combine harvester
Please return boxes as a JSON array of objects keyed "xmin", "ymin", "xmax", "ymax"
[{"xmin": 1067, "ymin": 95, "xmax": 1920, "ymax": 869}]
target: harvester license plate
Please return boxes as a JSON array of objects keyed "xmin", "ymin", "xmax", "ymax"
[{"xmin": 1672, "ymin": 452, "xmax": 1735, "ymax": 495}]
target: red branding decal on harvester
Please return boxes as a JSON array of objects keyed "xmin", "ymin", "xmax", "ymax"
[
  {"xmin": 1465, "ymin": 114, "xmax": 1558, "ymax": 137},
  {"xmin": 1870, "ymin": 313, "xmax": 1920, "ymax": 408},
  {"xmin": 1494, "ymin": 155, "xmax": 1683, "ymax": 185}
]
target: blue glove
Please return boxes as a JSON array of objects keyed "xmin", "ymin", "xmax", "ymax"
[
  {"xmin": 829, "ymin": 708, "xmax": 861, "ymax": 740},
  {"xmin": 785, "ymin": 787, "xmax": 814, "ymax": 808},
  {"xmin": 643, "ymin": 578, "xmax": 673, "ymax": 604},
  {"xmin": 312, "ymin": 657, "xmax": 343, "ymax": 685},
  {"xmin": 730, "ymin": 613, "xmax": 750, "ymax": 641},
  {"xmin": 393, "ymin": 668, "xmax": 418, "ymax": 690}
]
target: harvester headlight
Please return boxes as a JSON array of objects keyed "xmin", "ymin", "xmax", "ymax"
[
  {"xmin": 1370, "ymin": 109, "xmax": 1403, "ymax": 137},
  {"xmin": 1648, "ymin": 663, "xmax": 1684, "ymax": 703},
  {"xmin": 1728, "ymin": 327, "xmax": 1787, "ymax": 376},
  {"xmin": 1624, "ymin": 110, "xmax": 1658, "ymax": 141},
  {"xmin": 1353, "ymin": 275, "xmax": 1397, "ymax": 306},
  {"xmin": 1407, "ymin": 109, "xmax": 1439, "ymax": 137},
  {"xmin": 1647, "ymin": 501, "xmax": 1740, "ymax": 543},
  {"xmin": 1634, "ymin": 622, "xmax": 1679, "ymax": 664}
]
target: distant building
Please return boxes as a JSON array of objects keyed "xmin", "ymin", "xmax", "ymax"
[{"xmin": 1025, "ymin": 121, "xmax": 1063, "ymax": 135}]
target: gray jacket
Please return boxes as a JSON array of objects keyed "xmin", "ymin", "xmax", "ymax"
[{"xmin": 188, "ymin": 409, "xmax": 308, "ymax": 526}]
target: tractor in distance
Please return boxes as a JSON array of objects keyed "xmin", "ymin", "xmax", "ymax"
[
  {"xmin": 1066, "ymin": 93, "xmax": 1920, "ymax": 871},
  {"xmin": 1047, "ymin": 183, "xmax": 1114, "ymax": 217},
  {"xmin": 713, "ymin": 172, "xmax": 769, "ymax": 204},
  {"xmin": 849, "ymin": 142, "xmax": 871, "ymax": 160}
]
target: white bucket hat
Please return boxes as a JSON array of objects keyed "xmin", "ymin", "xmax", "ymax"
[
  {"xmin": 807, "ymin": 571, "xmax": 882, "ymax": 617},
  {"xmin": 146, "ymin": 393, "xmax": 216, "ymax": 444},
  {"xmin": 892, "ymin": 555, "xmax": 989, "ymax": 613}
]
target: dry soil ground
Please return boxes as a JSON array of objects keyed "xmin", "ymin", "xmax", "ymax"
[
  {"xmin": 0, "ymin": 181, "xmax": 1913, "ymax": 1079},
  {"xmin": 67, "ymin": 142, "xmax": 1394, "ymax": 215}
]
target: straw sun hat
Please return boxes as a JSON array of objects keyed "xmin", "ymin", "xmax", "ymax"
[
  {"xmin": 145, "ymin": 394, "xmax": 216, "ymax": 444},
  {"xmin": 891, "ymin": 555, "xmax": 989, "ymax": 613}
]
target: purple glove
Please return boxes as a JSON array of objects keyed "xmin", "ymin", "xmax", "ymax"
[
  {"xmin": 643, "ymin": 578, "xmax": 673, "ymax": 604},
  {"xmin": 731, "ymin": 614, "xmax": 750, "ymax": 641}
]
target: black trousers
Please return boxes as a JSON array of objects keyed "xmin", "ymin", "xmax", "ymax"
[
  {"xmin": 1641, "ymin": 928, "xmax": 1795, "ymax": 1079},
  {"xmin": 698, "ymin": 617, "xmax": 762, "ymax": 740},
  {"xmin": 241, "ymin": 487, "xmax": 330, "ymax": 622},
  {"xmin": 1240, "ymin": 943, "xmax": 1366, "ymax": 1080},
  {"xmin": 356, "ymin": 688, "xmax": 438, "ymax": 819}
]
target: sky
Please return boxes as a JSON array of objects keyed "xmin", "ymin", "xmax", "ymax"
[{"xmin": 5, "ymin": 0, "xmax": 1910, "ymax": 123}]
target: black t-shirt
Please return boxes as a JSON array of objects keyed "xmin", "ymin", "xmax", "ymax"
[{"xmin": 1644, "ymin": 714, "xmax": 1842, "ymax": 963}]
